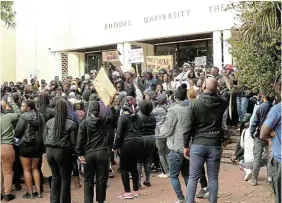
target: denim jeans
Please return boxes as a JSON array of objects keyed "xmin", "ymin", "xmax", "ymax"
[
  {"xmin": 236, "ymin": 96, "xmax": 249, "ymax": 122},
  {"xmin": 186, "ymin": 144, "xmax": 222, "ymax": 203},
  {"xmin": 168, "ymin": 150, "xmax": 189, "ymax": 200}
]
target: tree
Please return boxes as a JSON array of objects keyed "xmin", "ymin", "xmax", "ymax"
[
  {"xmin": 228, "ymin": 1, "xmax": 281, "ymax": 95},
  {"xmin": 1, "ymin": 1, "xmax": 16, "ymax": 28}
]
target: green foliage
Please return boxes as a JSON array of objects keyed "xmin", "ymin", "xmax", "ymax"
[
  {"xmin": 228, "ymin": 1, "xmax": 281, "ymax": 95},
  {"xmin": 1, "ymin": 1, "xmax": 16, "ymax": 28}
]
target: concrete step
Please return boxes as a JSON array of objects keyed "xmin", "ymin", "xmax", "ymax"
[
  {"xmin": 223, "ymin": 143, "xmax": 237, "ymax": 150},
  {"xmin": 222, "ymin": 149, "xmax": 234, "ymax": 158},
  {"xmin": 230, "ymin": 136, "xmax": 241, "ymax": 143}
]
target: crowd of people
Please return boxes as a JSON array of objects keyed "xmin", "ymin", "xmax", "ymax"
[{"xmin": 1, "ymin": 63, "xmax": 281, "ymax": 203}]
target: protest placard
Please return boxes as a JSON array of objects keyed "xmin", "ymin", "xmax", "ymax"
[
  {"xmin": 102, "ymin": 51, "xmax": 122, "ymax": 67},
  {"xmin": 128, "ymin": 48, "xmax": 144, "ymax": 64},
  {"xmin": 194, "ymin": 56, "xmax": 207, "ymax": 66},
  {"xmin": 93, "ymin": 67, "xmax": 116, "ymax": 106},
  {"xmin": 146, "ymin": 55, "xmax": 173, "ymax": 72}
]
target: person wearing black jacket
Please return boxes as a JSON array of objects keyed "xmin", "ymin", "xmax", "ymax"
[
  {"xmin": 183, "ymin": 78, "xmax": 227, "ymax": 203},
  {"xmin": 15, "ymin": 99, "xmax": 45, "ymax": 199},
  {"xmin": 249, "ymin": 95, "xmax": 273, "ymax": 186},
  {"xmin": 76, "ymin": 100, "xmax": 117, "ymax": 203},
  {"xmin": 43, "ymin": 99, "xmax": 77, "ymax": 203},
  {"xmin": 137, "ymin": 100, "xmax": 156, "ymax": 188}
]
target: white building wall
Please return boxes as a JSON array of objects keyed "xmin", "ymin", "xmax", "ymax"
[
  {"xmin": 223, "ymin": 29, "xmax": 232, "ymax": 66},
  {"xmin": 213, "ymin": 31, "xmax": 223, "ymax": 69}
]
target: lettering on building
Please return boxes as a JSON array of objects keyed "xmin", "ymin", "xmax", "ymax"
[
  {"xmin": 209, "ymin": 4, "xmax": 230, "ymax": 13},
  {"xmin": 144, "ymin": 10, "xmax": 190, "ymax": 23},
  {"xmin": 105, "ymin": 20, "xmax": 131, "ymax": 30}
]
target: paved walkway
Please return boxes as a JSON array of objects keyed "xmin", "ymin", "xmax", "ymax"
[{"xmin": 9, "ymin": 164, "xmax": 273, "ymax": 203}]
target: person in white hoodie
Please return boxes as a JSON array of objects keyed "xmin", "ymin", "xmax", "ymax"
[{"xmin": 240, "ymin": 113, "xmax": 268, "ymax": 181}]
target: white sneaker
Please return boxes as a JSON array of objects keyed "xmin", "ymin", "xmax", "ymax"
[
  {"xmin": 243, "ymin": 169, "xmax": 252, "ymax": 181},
  {"xmin": 158, "ymin": 173, "xmax": 169, "ymax": 178}
]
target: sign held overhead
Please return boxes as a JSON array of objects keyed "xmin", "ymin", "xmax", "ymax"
[
  {"xmin": 146, "ymin": 55, "xmax": 173, "ymax": 72},
  {"xmin": 128, "ymin": 48, "xmax": 144, "ymax": 64},
  {"xmin": 102, "ymin": 51, "xmax": 122, "ymax": 66}
]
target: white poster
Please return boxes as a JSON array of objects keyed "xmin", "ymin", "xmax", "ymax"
[{"xmin": 128, "ymin": 48, "xmax": 144, "ymax": 63}]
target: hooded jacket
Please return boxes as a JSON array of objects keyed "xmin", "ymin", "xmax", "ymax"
[
  {"xmin": 76, "ymin": 103, "xmax": 118, "ymax": 156},
  {"xmin": 183, "ymin": 93, "xmax": 228, "ymax": 147}
]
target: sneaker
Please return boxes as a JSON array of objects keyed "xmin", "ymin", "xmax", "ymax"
[
  {"xmin": 15, "ymin": 184, "xmax": 22, "ymax": 191},
  {"xmin": 132, "ymin": 191, "xmax": 140, "ymax": 197},
  {"xmin": 158, "ymin": 173, "xmax": 169, "ymax": 178},
  {"xmin": 143, "ymin": 181, "xmax": 151, "ymax": 187},
  {"xmin": 175, "ymin": 199, "xmax": 186, "ymax": 203},
  {"xmin": 22, "ymin": 192, "xmax": 34, "ymax": 199},
  {"xmin": 248, "ymin": 179, "xmax": 257, "ymax": 186},
  {"xmin": 243, "ymin": 169, "xmax": 252, "ymax": 181},
  {"xmin": 196, "ymin": 188, "xmax": 208, "ymax": 198},
  {"xmin": 3, "ymin": 194, "xmax": 16, "ymax": 202},
  {"xmin": 118, "ymin": 192, "xmax": 134, "ymax": 199}
]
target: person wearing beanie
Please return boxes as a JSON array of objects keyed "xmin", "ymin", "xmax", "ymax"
[
  {"xmin": 152, "ymin": 94, "xmax": 170, "ymax": 179},
  {"xmin": 160, "ymin": 88, "xmax": 189, "ymax": 203},
  {"xmin": 76, "ymin": 100, "xmax": 117, "ymax": 203}
]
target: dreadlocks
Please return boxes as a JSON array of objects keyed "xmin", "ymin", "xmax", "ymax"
[
  {"xmin": 53, "ymin": 99, "xmax": 68, "ymax": 142},
  {"xmin": 38, "ymin": 92, "xmax": 50, "ymax": 115}
]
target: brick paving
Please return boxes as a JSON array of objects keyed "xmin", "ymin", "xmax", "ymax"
[{"xmin": 9, "ymin": 164, "xmax": 273, "ymax": 203}]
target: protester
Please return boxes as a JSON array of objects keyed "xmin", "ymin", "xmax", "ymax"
[
  {"xmin": 76, "ymin": 100, "xmax": 117, "ymax": 203},
  {"xmin": 260, "ymin": 73, "xmax": 281, "ymax": 203},
  {"xmin": 249, "ymin": 95, "xmax": 273, "ymax": 186},
  {"xmin": 43, "ymin": 99, "xmax": 78, "ymax": 203},
  {"xmin": 161, "ymin": 87, "xmax": 189, "ymax": 203},
  {"xmin": 15, "ymin": 99, "xmax": 45, "ymax": 199},
  {"xmin": 152, "ymin": 94, "xmax": 170, "ymax": 179},
  {"xmin": 184, "ymin": 78, "xmax": 228, "ymax": 203}
]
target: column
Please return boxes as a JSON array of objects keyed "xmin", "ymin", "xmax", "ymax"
[
  {"xmin": 123, "ymin": 42, "xmax": 131, "ymax": 71},
  {"xmin": 117, "ymin": 43, "xmax": 124, "ymax": 70},
  {"xmin": 213, "ymin": 31, "xmax": 222, "ymax": 69},
  {"xmin": 78, "ymin": 53, "xmax": 85, "ymax": 76},
  {"xmin": 223, "ymin": 29, "xmax": 232, "ymax": 66},
  {"xmin": 52, "ymin": 52, "xmax": 62, "ymax": 80},
  {"xmin": 67, "ymin": 52, "xmax": 80, "ymax": 77}
]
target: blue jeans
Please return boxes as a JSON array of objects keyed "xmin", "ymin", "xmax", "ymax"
[
  {"xmin": 236, "ymin": 96, "xmax": 249, "ymax": 122},
  {"xmin": 168, "ymin": 150, "xmax": 189, "ymax": 200},
  {"xmin": 186, "ymin": 145, "xmax": 222, "ymax": 203}
]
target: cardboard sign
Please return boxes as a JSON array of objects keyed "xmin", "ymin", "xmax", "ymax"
[
  {"xmin": 128, "ymin": 48, "xmax": 144, "ymax": 63},
  {"xmin": 146, "ymin": 55, "xmax": 173, "ymax": 72},
  {"xmin": 102, "ymin": 51, "xmax": 122, "ymax": 67},
  {"xmin": 93, "ymin": 67, "xmax": 116, "ymax": 107},
  {"xmin": 194, "ymin": 56, "xmax": 207, "ymax": 66}
]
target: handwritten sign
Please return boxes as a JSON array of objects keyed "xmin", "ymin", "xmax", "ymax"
[
  {"xmin": 194, "ymin": 56, "xmax": 207, "ymax": 66},
  {"xmin": 128, "ymin": 48, "xmax": 144, "ymax": 63},
  {"xmin": 102, "ymin": 51, "xmax": 122, "ymax": 66},
  {"xmin": 93, "ymin": 67, "xmax": 116, "ymax": 107},
  {"xmin": 146, "ymin": 55, "xmax": 173, "ymax": 72}
]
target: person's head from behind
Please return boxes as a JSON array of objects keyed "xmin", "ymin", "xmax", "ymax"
[
  {"xmin": 38, "ymin": 92, "xmax": 50, "ymax": 109},
  {"xmin": 21, "ymin": 99, "xmax": 36, "ymax": 113},
  {"xmin": 53, "ymin": 99, "xmax": 68, "ymax": 139},
  {"xmin": 175, "ymin": 87, "xmax": 187, "ymax": 101},
  {"xmin": 139, "ymin": 100, "xmax": 153, "ymax": 115},
  {"xmin": 88, "ymin": 100, "xmax": 100, "ymax": 117},
  {"xmin": 89, "ymin": 93, "xmax": 99, "ymax": 102},
  {"xmin": 263, "ymin": 95, "xmax": 275, "ymax": 103},
  {"xmin": 156, "ymin": 94, "xmax": 167, "ymax": 105},
  {"xmin": 188, "ymin": 79, "xmax": 195, "ymax": 87},
  {"xmin": 201, "ymin": 78, "xmax": 218, "ymax": 94},
  {"xmin": 187, "ymin": 88, "xmax": 197, "ymax": 100}
]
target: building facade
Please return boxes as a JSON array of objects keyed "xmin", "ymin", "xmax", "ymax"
[{"xmin": 14, "ymin": 0, "xmax": 237, "ymax": 83}]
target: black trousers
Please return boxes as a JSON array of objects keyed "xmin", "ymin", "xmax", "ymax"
[
  {"xmin": 46, "ymin": 147, "xmax": 72, "ymax": 203},
  {"xmin": 13, "ymin": 146, "xmax": 23, "ymax": 187},
  {"xmin": 120, "ymin": 136, "xmax": 155, "ymax": 192},
  {"xmin": 72, "ymin": 155, "xmax": 79, "ymax": 177},
  {"xmin": 84, "ymin": 150, "xmax": 109, "ymax": 203}
]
